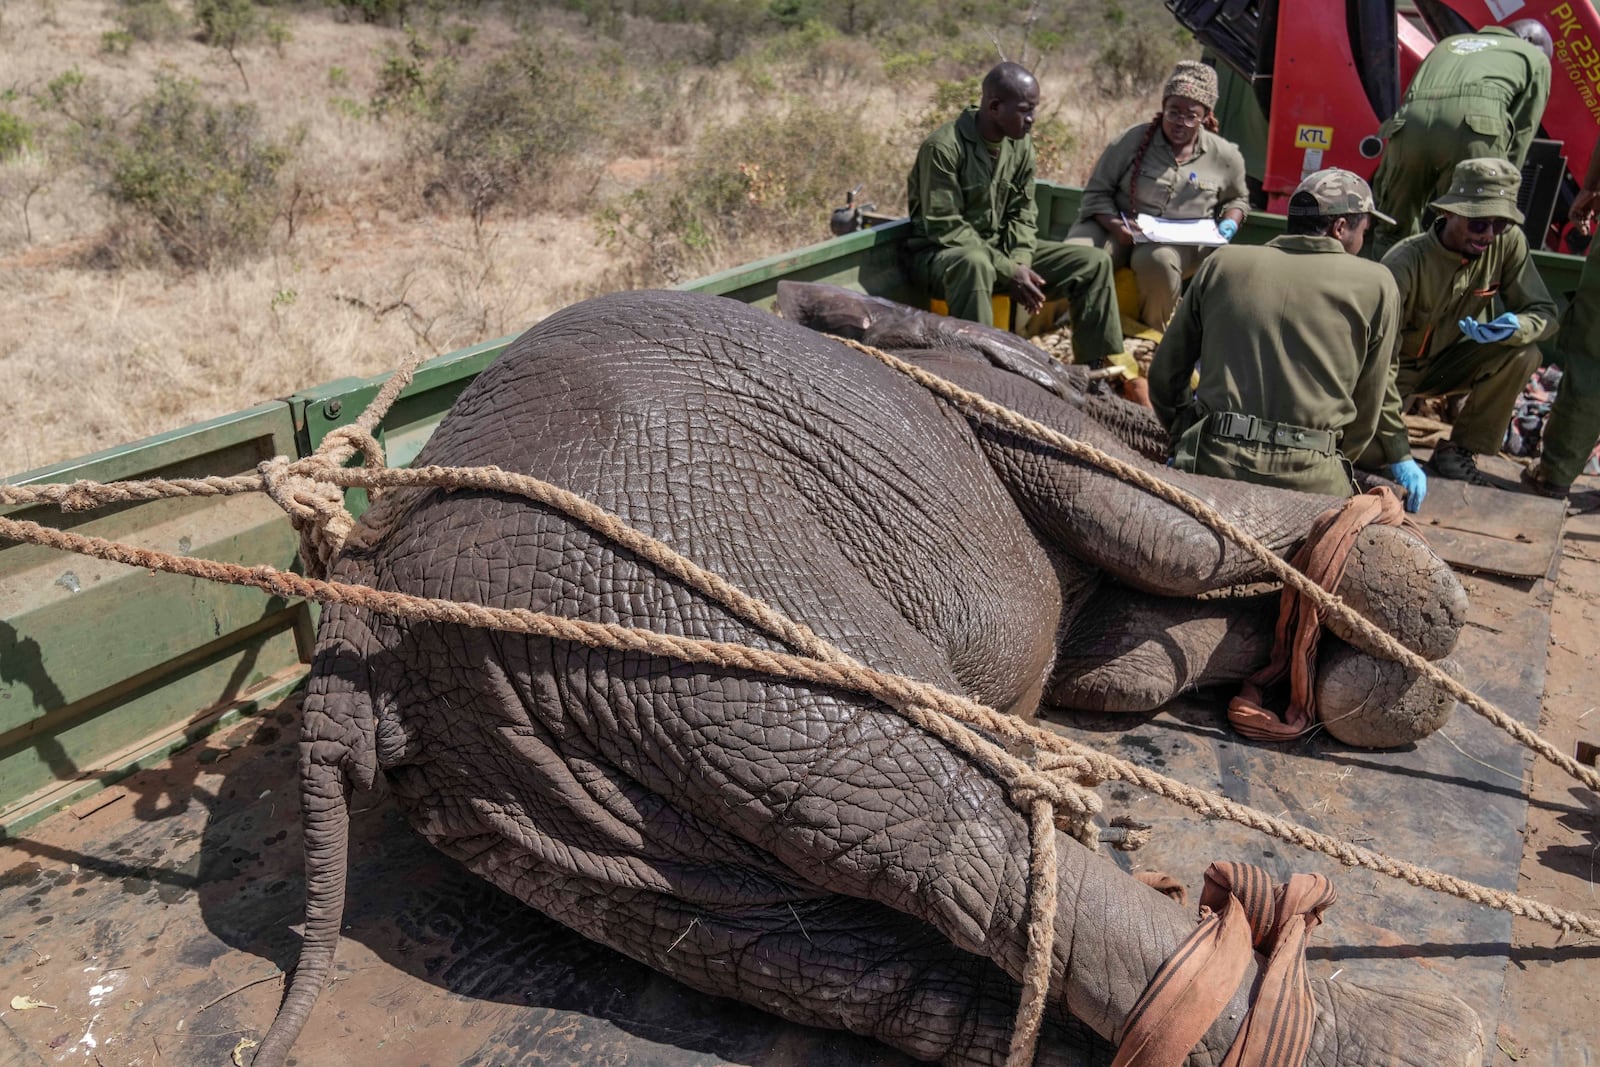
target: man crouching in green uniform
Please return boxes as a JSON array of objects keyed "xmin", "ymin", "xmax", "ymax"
[
  {"xmin": 1148, "ymin": 169, "xmax": 1408, "ymax": 502},
  {"xmin": 1362, "ymin": 158, "xmax": 1557, "ymax": 487},
  {"xmin": 905, "ymin": 62, "xmax": 1124, "ymax": 365}
]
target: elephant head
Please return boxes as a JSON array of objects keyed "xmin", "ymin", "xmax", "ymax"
[{"xmin": 254, "ymin": 289, "xmax": 1477, "ymax": 1066}]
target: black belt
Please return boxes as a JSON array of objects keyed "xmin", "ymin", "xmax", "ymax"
[{"xmin": 1205, "ymin": 411, "xmax": 1337, "ymax": 456}]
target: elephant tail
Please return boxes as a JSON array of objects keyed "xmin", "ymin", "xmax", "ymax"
[{"xmin": 253, "ymin": 757, "xmax": 351, "ymax": 1066}]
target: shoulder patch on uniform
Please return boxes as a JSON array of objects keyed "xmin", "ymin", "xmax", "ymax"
[{"xmin": 1448, "ymin": 37, "xmax": 1500, "ymax": 55}]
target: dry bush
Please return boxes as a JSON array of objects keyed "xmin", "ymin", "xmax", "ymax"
[
  {"xmin": 422, "ymin": 42, "xmax": 612, "ymax": 225},
  {"xmin": 599, "ymin": 100, "xmax": 908, "ymax": 285},
  {"xmin": 69, "ymin": 72, "xmax": 298, "ymax": 269},
  {"xmin": 113, "ymin": 0, "xmax": 186, "ymax": 42}
]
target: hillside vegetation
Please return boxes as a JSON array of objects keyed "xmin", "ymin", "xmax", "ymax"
[{"xmin": 0, "ymin": 0, "xmax": 1190, "ymax": 471}]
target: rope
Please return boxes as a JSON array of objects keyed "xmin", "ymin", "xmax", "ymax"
[
  {"xmin": 833, "ymin": 336, "xmax": 1600, "ymax": 795},
  {"xmin": 7, "ymin": 338, "xmax": 1600, "ymax": 1064},
  {"xmin": 2, "ymin": 511, "xmax": 1596, "ymax": 948}
]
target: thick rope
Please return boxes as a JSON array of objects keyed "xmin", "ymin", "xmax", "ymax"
[
  {"xmin": 833, "ymin": 336, "xmax": 1600, "ymax": 796},
  {"xmin": 3, "ymin": 510, "xmax": 1596, "ymax": 947},
  {"xmin": 6, "ymin": 342, "xmax": 1599, "ymax": 1064}
]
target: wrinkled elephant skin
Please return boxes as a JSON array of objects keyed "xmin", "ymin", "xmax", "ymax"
[{"xmin": 255, "ymin": 288, "xmax": 1478, "ymax": 1066}]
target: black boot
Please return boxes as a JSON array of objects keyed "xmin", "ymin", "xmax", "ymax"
[{"xmin": 1428, "ymin": 441, "xmax": 1493, "ymax": 486}]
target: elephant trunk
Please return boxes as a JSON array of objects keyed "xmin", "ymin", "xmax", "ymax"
[{"xmin": 253, "ymin": 758, "xmax": 351, "ymax": 1067}]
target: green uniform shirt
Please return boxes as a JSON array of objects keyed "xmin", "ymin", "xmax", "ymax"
[
  {"xmin": 1382, "ymin": 28, "xmax": 1551, "ymax": 170},
  {"xmin": 1149, "ymin": 235, "xmax": 1401, "ymax": 462},
  {"xmin": 1371, "ymin": 223, "xmax": 1558, "ymax": 460},
  {"xmin": 1078, "ymin": 123, "xmax": 1251, "ymax": 223},
  {"xmin": 906, "ymin": 107, "xmax": 1038, "ymax": 279}
]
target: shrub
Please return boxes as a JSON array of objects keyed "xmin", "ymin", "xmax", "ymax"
[
  {"xmin": 424, "ymin": 43, "xmax": 608, "ymax": 226},
  {"xmin": 0, "ymin": 109, "xmax": 32, "ymax": 160},
  {"xmin": 96, "ymin": 74, "xmax": 294, "ymax": 268},
  {"xmin": 194, "ymin": 0, "xmax": 261, "ymax": 86},
  {"xmin": 101, "ymin": 29, "xmax": 135, "ymax": 53},
  {"xmin": 332, "ymin": 0, "xmax": 410, "ymax": 25},
  {"xmin": 115, "ymin": 0, "xmax": 185, "ymax": 41},
  {"xmin": 370, "ymin": 30, "xmax": 444, "ymax": 118},
  {"xmin": 600, "ymin": 102, "xmax": 905, "ymax": 283}
]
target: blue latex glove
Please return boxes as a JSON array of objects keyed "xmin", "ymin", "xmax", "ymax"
[
  {"xmin": 1458, "ymin": 311, "xmax": 1519, "ymax": 344},
  {"xmin": 1217, "ymin": 218, "xmax": 1238, "ymax": 241},
  {"xmin": 1391, "ymin": 458, "xmax": 1428, "ymax": 513}
]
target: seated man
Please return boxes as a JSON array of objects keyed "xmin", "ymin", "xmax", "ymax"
[
  {"xmin": 1148, "ymin": 169, "xmax": 1409, "ymax": 501},
  {"xmin": 1363, "ymin": 158, "xmax": 1558, "ymax": 486},
  {"xmin": 905, "ymin": 62, "xmax": 1124, "ymax": 365}
]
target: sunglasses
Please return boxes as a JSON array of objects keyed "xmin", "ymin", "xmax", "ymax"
[{"xmin": 1465, "ymin": 218, "xmax": 1511, "ymax": 236}]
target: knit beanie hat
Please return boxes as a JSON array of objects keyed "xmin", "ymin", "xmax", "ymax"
[{"xmin": 1163, "ymin": 60, "xmax": 1218, "ymax": 110}]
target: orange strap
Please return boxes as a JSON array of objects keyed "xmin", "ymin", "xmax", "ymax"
[
  {"xmin": 1227, "ymin": 488, "xmax": 1406, "ymax": 741},
  {"xmin": 1112, "ymin": 863, "xmax": 1337, "ymax": 1067}
]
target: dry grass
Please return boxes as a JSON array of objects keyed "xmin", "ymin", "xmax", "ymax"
[{"xmin": 0, "ymin": 0, "xmax": 1173, "ymax": 475}]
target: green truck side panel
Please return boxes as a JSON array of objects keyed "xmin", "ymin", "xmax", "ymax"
[
  {"xmin": 1, "ymin": 183, "xmax": 1584, "ymax": 833},
  {"xmin": 1, "ymin": 404, "xmax": 311, "ymax": 834}
]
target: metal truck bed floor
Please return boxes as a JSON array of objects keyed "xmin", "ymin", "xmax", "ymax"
[{"xmin": 0, "ymin": 699, "xmax": 910, "ymax": 1067}]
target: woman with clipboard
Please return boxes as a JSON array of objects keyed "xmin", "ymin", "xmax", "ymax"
[{"xmin": 1067, "ymin": 60, "xmax": 1250, "ymax": 330}]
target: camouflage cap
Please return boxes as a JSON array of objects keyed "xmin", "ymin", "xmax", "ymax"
[
  {"xmin": 1288, "ymin": 168, "xmax": 1397, "ymax": 225},
  {"xmin": 1429, "ymin": 157, "xmax": 1526, "ymax": 223},
  {"xmin": 1163, "ymin": 60, "xmax": 1218, "ymax": 110}
]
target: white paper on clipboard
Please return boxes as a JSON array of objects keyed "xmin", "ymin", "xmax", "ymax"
[{"xmin": 1131, "ymin": 213, "xmax": 1228, "ymax": 246}]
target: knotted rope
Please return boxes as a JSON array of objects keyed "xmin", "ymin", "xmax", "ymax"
[
  {"xmin": 258, "ymin": 352, "xmax": 425, "ymax": 577},
  {"xmin": 6, "ymin": 337, "xmax": 1600, "ymax": 1066}
]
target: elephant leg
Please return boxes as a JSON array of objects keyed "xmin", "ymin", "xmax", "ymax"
[
  {"xmin": 1046, "ymin": 586, "xmax": 1276, "ymax": 713},
  {"xmin": 519, "ymin": 871, "xmax": 1112, "ymax": 1065},
  {"xmin": 1047, "ymin": 585, "xmax": 1461, "ymax": 748}
]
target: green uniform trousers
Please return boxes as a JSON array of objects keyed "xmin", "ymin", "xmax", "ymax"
[
  {"xmin": 1065, "ymin": 219, "xmax": 1210, "ymax": 330},
  {"xmin": 1358, "ymin": 337, "xmax": 1539, "ymax": 464},
  {"xmin": 911, "ymin": 239, "xmax": 1124, "ymax": 362},
  {"xmin": 1371, "ymin": 98, "xmax": 1513, "ymax": 250},
  {"xmin": 1541, "ymin": 238, "xmax": 1600, "ymax": 485},
  {"xmin": 1180, "ymin": 431, "xmax": 1355, "ymax": 497}
]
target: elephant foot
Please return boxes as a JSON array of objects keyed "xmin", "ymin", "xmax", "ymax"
[
  {"xmin": 1306, "ymin": 974, "xmax": 1482, "ymax": 1067},
  {"xmin": 1314, "ymin": 639, "xmax": 1458, "ymax": 748},
  {"xmin": 1047, "ymin": 587, "xmax": 1275, "ymax": 713},
  {"xmin": 1332, "ymin": 525, "xmax": 1467, "ymax": 660}
]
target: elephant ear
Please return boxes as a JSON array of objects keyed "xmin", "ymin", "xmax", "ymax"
[{"xmin": 774, "ymin": 280, "xmax": 1079, "ymax": 399}]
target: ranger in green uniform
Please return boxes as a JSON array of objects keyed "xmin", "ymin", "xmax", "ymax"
[
  {"xmin": 905, "ymin": 63, "xmax": 1124, "ymax": 364},
  {"xmin": 1525, "ymin": 140, "xmax": 1600, "ymax": 498},
  {"xmin": 1068, "ymin": 60, "xmax": 1251, "ymax": 330},
  {"xmin": 1371, "ymin": 20, "xmax": 1552, "ymax": 249},
  {"xmin": 1148, "ymin": 169, "xmax": 1405, "ymax": 500},
  {"xmin": 1365, "ymin": 158, "xmax": 1557, "ymax": 486}
]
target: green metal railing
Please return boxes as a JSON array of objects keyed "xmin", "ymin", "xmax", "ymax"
[{"xmin": 2, "ymin": 182, "xmax": 1585, "ymax": 834}]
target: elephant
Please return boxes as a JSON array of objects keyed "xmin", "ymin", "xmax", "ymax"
[{"xmin": 256, "ymin": 286, "xmax": 1479, "ymax": 1065}]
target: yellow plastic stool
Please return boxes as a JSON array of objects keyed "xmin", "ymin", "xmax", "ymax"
[{"xmin": 929, "ymin": 294, "xmax": 1012, "ymax": 331}]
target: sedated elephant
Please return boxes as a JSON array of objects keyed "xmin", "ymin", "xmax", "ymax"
[{"xmin": 256, "ymin": 285, "xmax": 1478, "ymax": 1065}]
